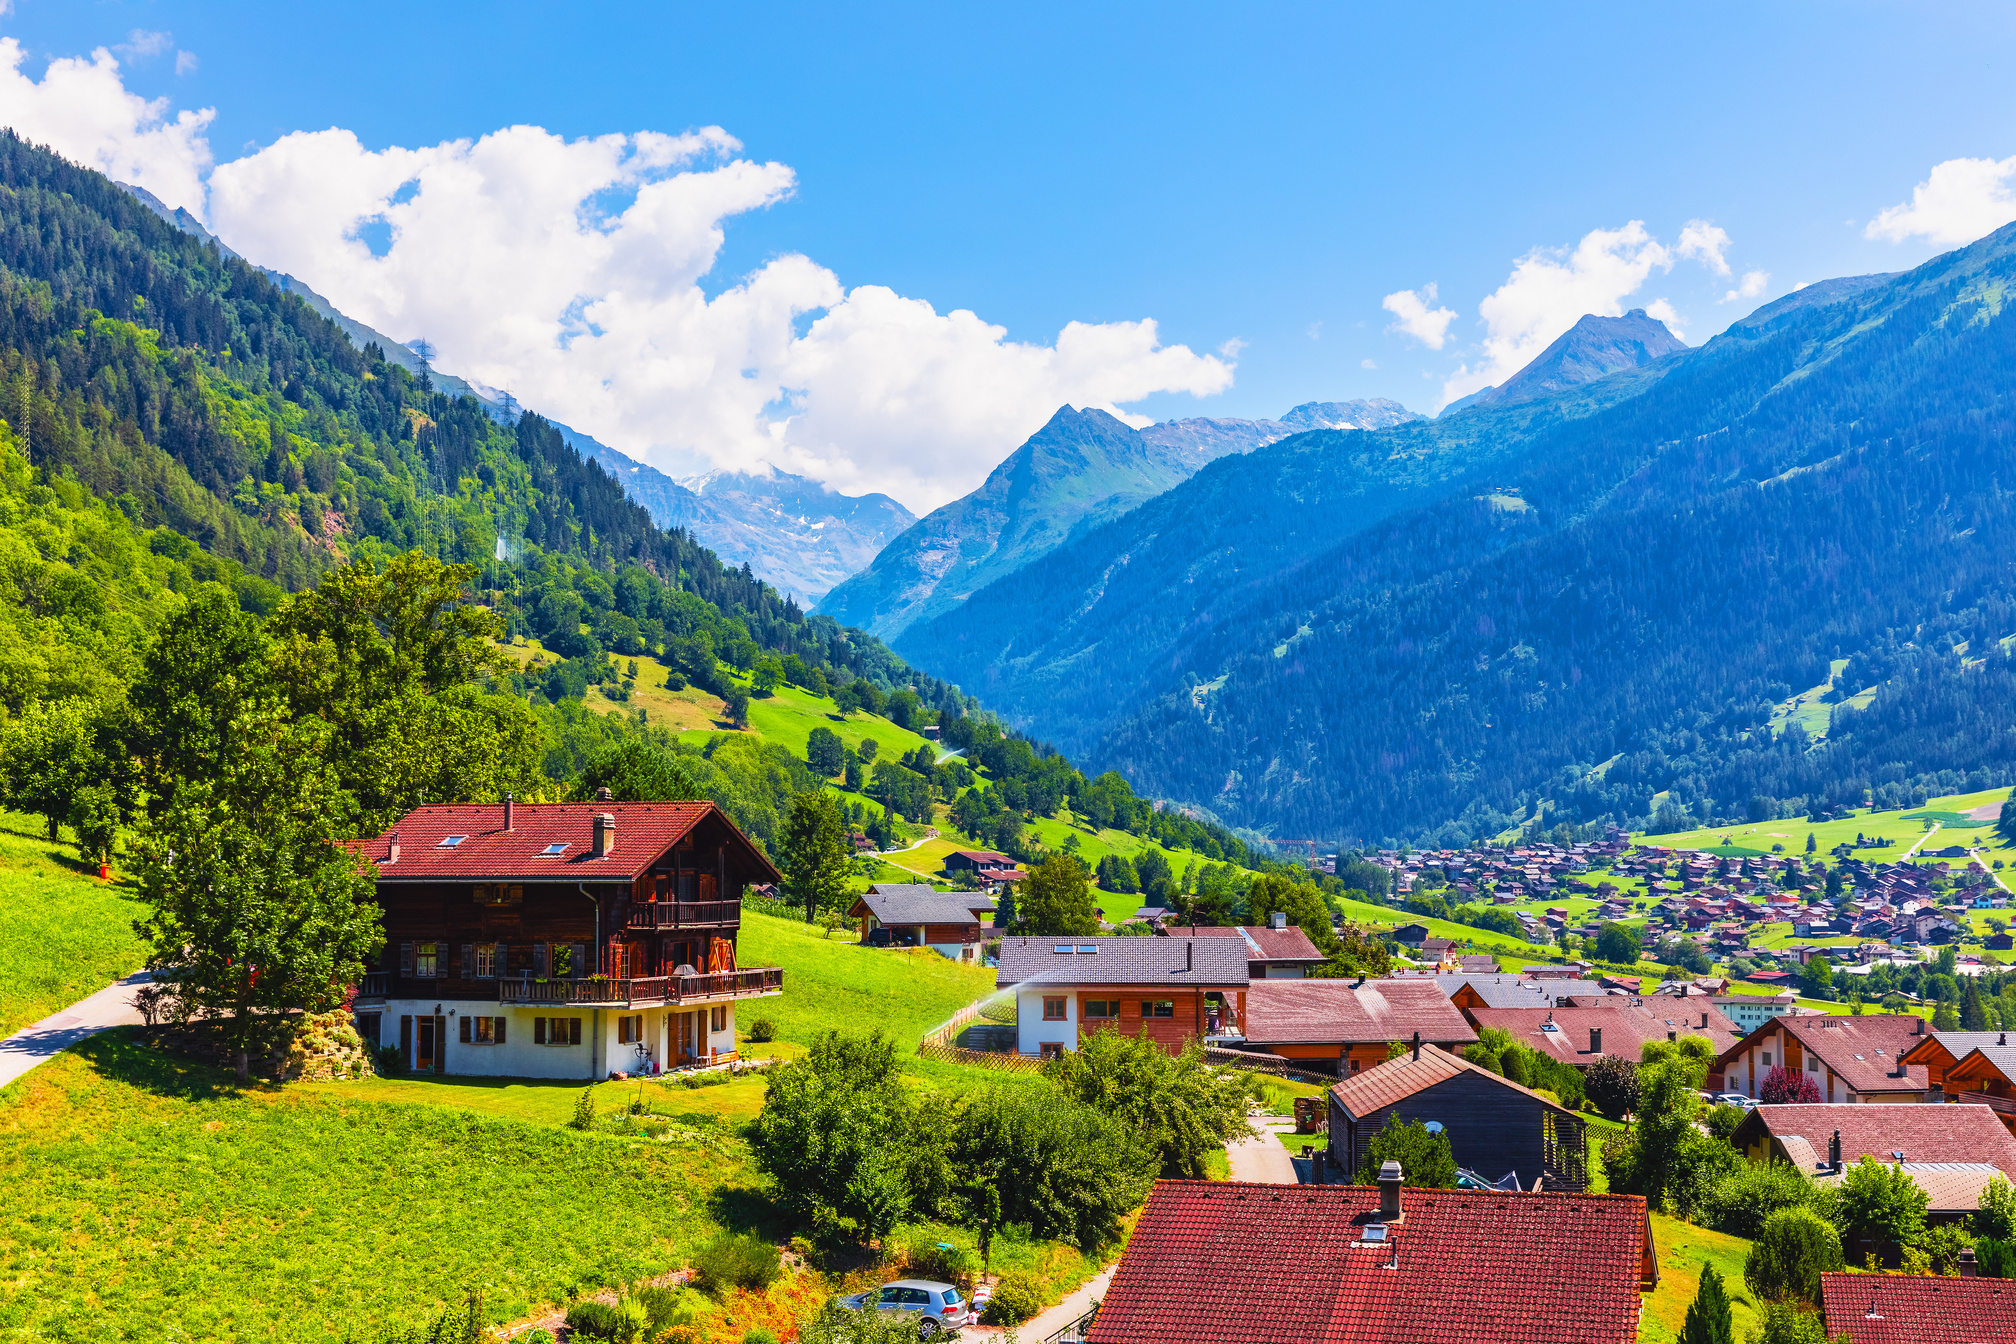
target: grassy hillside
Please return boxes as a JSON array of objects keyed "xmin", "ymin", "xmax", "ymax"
[
  {"xmin": 1635, "ymin": 785, "xmax": 2014, "ymax": 868},
  {"xmin": 0, "ymin": 810, "xmax": 146, "ymax": 1037}
]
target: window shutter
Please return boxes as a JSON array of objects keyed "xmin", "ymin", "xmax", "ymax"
[
  {"xmin": 569, "ymin": 1017, "xmax": 582, "ymax": 1046},
  {"xmin": 494, "ymin": 942, "xmax": 508, "ymax": 977},
  {"xmin": 534, "ymin": 943, "xmax": 549, "ymax": 977},
  {"xmin": 461, "ymin": 944, "xmax": 474, "ymax": 978},
  {"xmin": 495, "ymin": 1016, "xmax": 506, "ymax": 1045},
  {"xmin": 573, "ymin": 943, "xmax": 588, "ymax": 979},
  {"xmin": 460, "ymin": 1016, "xmax": 471, "ymax": 1043},
  {"xmin": 400, "ymin": 942, "xmax": 414, "ymax": 976},
  {"xmin": 535, "ymin": 1017, "xmax": 547, "ymax": 1046}
]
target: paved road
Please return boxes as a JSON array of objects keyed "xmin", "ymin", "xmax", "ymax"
[
  {"xmin": 1225, "ymin": 1116, "xmax": 1301, "ymax": 1184},
  {"xmin": 0, "ymin": 970, "xmax": 149, "ymax": 1090}
]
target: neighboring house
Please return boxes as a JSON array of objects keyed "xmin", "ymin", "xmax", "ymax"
[
  {"xmin": 1727, "ymin": 1103, "xmax": 2016, "ymax": 1177},
  {"xmin": 1710, "ymin": 993, "xmax": 1807, "ymax": 1034},
  {"xmin": 1819, "ymin": 1273, "xmax": 2016, "ymax": 1344},
  {"xmin": 1462, "ymin": 1000, "xmax": 1741, "ymax": 1072},
  {"xmin": 1391, "ymin": 924, "xmax": 1433, "ymax": 948},
  {"xmin": 1162, "ymin": 918, "xmax": 1329, "ymax": 978},
  {"xmin": 1084, "ymin": 1175, "xmax": 1656, "ymax": 1344},
  {"xmin": 1398, "ymin": 973, "xmax": 1607, "ymax": 1011},
  {"xmin": 1324, "ymin": 1042, "xmax": 1588, "ymax": 1190},
  {"xmin": 350, "ymin": 797, "xmax": 784, "ymax": 1080},
  {"xmin": 845, "ymin": 884, "xmax": 996, "ymax": 962},
  {"xmin": 993, "ymin": 936, "xmax": 1248, "ymax": 1059},
  {"xmin": 944, "ymin": 850, "xmax": 1020, "ymax": 888},
  {"xmin": 1241, "ymin": 979, "xmax": 1478, "ymax": 1075},
  {"xmin": 1710, "ymin": 1013, "xmax": 1933, "ymax": 1102},
  {"xmin": 1940, "ymin": 1045, "xmax": 2016, "ymax": 1135},
  {"xmin": 1899, "ymin": 1030, "xmax": 2014, "ymax": 1097}
]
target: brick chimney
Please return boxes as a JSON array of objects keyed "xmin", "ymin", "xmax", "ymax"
[
  {"xmin": 1589, "ymin": 1026, "xmax": 1603, "ymax": 1055},
  {"xmin": 1377, "ymin": 1161, "xmax": 1403, "ymax": 1221},
  {"xmin": 1270, "ymin": 911, "xmax": 1287, "ymax": 931},
  {"xmin": 593, "ymin": 812, "xmax": 615, "ymax": 859},
  {"xmin": 386, "ymin": 830, "xmax": 400, "ymax": 864},
  {"xmin": 1829, "ymin": 1129, "xmax": 1842, "ymax": 1173},
  {"xmin": 596, "ymin": 786, "xmax": 614, "ymax": 802},
  {"xmin": 503, "ymin": 792, "xmax": 515, "ymax": 831}
]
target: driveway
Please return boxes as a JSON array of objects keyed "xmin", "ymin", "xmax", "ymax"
[
  {"xmin": 1225, "ymin": 1115, "xmax": 1301, "ymax": 1184},
  {"xmin": 0, "ymin": 970, "xmax": 150, "ymax": 1090}
]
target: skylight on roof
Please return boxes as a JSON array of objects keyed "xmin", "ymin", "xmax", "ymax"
[
  {"xmin": 1076, "ymin": 945, "xmax": 1099, "ymax": 954},
  {"xmin": 538, "ymin": 843, "xmax": 568, "ymax": 857},
  {"xmin": 438, "ymin": 835, "xmax": 468, "ymax": 848},
  {"xmin": 1360, "ymin": 1224, "xmax": 1388, "ymax": 1242}
]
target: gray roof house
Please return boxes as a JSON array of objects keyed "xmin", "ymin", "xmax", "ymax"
[{"xmin": 847, "ymin": 884, "xmax": 996, "ymax": 963}]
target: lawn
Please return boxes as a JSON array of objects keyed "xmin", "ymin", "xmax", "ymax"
[
  {"xmin": 1638, "ymin": 1213, "xmax": 1762, "ymax": 1344},
  {"xmin": 737, "ymin": 909, "xmax": 995, "ymax": 1048},
  {"xmin": 0, "ymin": 1035, "xmax": 749, "ymax": 1342},
  {"xmin": 0, "ymin": 810, "xmax": 149, "ymax": 1037},
  {"xmin": 1636, "ymin": 786, "xmax": 2014, "ymax": 868}
]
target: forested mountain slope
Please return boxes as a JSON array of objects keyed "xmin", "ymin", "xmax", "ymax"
[{"xmin": 907, "ymin": 222, "xmax": 2016, "ymax": 844}]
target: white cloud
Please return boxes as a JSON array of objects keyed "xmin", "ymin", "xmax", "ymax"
[
  {"xmin": 1305, "ymin": 321, "xmax": 1321, "ymax": 341},
  {"xmin": 1866, "ymin": 154, "xmax": 2016, "ymax": 247},
  {"xmin": 1675, "ymin": 219, "xmax": 1732, "ymax": 276},
  {"xmin": 1381, "ymin": 283, "xmax": 1457, "ymax": 349},
  {"xmin": 1721, "ymin": 269, "xmax": 1769, "ymax": 304},
  {"xmin": 2, "ymin": 53, "xmax": 1231, "ymax": 512},
  {"xmin": 1360, "ymin": 358, "xmax": 1376, "ymax": 369},
  {"xmin": 175, "ymin": 51, "xmax": 199, "ymax": 77},
  {"xmin": 115, "ymin": 30, "xmax": 175, "ymax": 61},
  {"xmin": 0, "ymin": 38, "xmax": 213, "ymax": 214}
]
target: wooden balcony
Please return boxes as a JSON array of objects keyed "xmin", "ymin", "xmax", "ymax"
[
  {"xmin": 1957, "ymin": 1090, "xmax": 2016, "ymax": 1117},
  {"xmin": 496, "ymin": 967, "xmax": 784, "ymax": 1007},
  {"xmin": 624, "ymin": 900, "xmax": 742, "ymax": 931},
  {"xmin": 354, "ymin": 971, "xmax": 391, "ymax": 1001}
]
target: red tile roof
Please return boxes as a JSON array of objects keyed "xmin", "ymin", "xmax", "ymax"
[
  {"xmin": 1243, "ymin": 979, "xmax": 1478, "ymax": 1048},
  {"xmin": 351, "ymin": 802, "xmax": 781, "ymax": 884},
  {"xmin": 1163, "ymin": 925, "xmax": 1328, "ymax": 962},
  {"xmin": 1086, "ymin": 1180, "xmax": 1652, "ymax": 1344},
  {"xmin": 1713, "ymin": 1014, "xmax": 1932, "ymax": 1094},
  {"xmin": 1465, "ymin": 1001, "xmax": 1741, "ymax": 1067},
  {"xmin": 1820, "ymin": 1273, "xmax": 2016, "ymax": 1344},
  {"xmin": 1329, "ymin": 1043, "xmax": 1576, "ymax": 1120},
  {"xmin": 1731, "ymin": 1103, "xmax": 2016, "ymax": 1177}
]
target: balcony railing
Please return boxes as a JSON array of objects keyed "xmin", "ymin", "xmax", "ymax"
[
  {"xmin": 496, "ymin": 967, "xmax": 784, "ymax": 1007},
  {"xmin": 1957, "ymin": 1090, "xmax": 2016, "ymax": 1117},
  {"xmin": 624, "ymin": 900, "xmax": 743, "ymax": 931},
  {"xmin": 354, "ymin": 971, "xmax": 391, "ymax": 1001}
]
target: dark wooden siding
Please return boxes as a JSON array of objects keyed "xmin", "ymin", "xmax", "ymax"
[{"xmin": 1326, "ymin": 1072, "xmax": 1558, "ymax": 1186}]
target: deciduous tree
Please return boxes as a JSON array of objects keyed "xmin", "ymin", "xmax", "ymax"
[
  {"xmin": 1043, "ymin": 1030, "xmax": 1247, "ymax": 1178},
  {"xmin": 781, "ymin": 790, "xmax": 851, "ymax": 922},
  {"xmin": 1015, "ymin": 854, "xmax": 1101, "ymax": 936}
]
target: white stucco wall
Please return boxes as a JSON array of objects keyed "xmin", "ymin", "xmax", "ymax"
[
  {"xmin": 370, "ymin": 1000, "xmax": 741, "ymax": 1079},
  {"xmin": 1016, "ymin": 987, "xmax": 1078, "ymax": 1054}
]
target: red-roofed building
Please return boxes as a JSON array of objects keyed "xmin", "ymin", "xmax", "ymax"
[
  {"xmin": 1820, "ymin": 1273, "xmax": 2016, "ymax": 1344},
  {"xmin": 1163, "ymin": 920, "xmax": 1330, "ymax": 978},
  {"xmin": 349, "ymin": 796, "xmax": 783, "ymax": 1079},
  {"xmin": 1461, "ymin": 999, "xmax": 1742, "ymax": 1072},
  {"xmin": 1727, "ymin": 1103, "xmax": 2016, "ymax": 1177},
  {"xmin": 1241, "ymin": 979, "xmax": 1477, "ymax": 1075},
  {"xmin": 1086, "ymin": 1177, "xmax": 1655, "ymax": 1344},
  {"xmin": 1710, "ymin": 1013, "xmax": 1932, "ymax": 1102}
]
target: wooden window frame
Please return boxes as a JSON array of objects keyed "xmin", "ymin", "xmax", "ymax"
[
  {"xmin": 414, "ymin": 942, "xmax": 438, "ymax": 979},
  {"xmin": 1082, "ymin": 999, "xmax": 1118, "ymax": 1020},
  {"xmin": 1142, "ymin": 1000, "xmax": 1175, "ymax": 1019},
  {"xmin": 1042, "ymin": 996, "xmax": 1068, "ymax": 1021}
]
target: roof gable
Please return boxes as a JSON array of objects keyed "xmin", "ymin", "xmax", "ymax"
[
  {"xmin": 1086, "ymin": 1180, "xmax": 1651, "ymax": 1344},
  {"xmin": 1329, "ymin": 1042, "xmax": 1575, "ymax": 1120},
  {"xmin": 1731, "ymin": 1103, "xmax": 2016, "ymax": 1176},
  {"xmin": 356, "ymin": 801, "xmax": 780, "ymax": 884},
  {"xmin": 994, "ymin": 936, "xmax": 1249, "ymax": 988},
  {"xmin": 1244, "ymin": 980, "xmax": 1478, "ymax": 1047},
  {"xmin": 1820, "ymin": 1273, "xmax": 2016, "ymax": 1344}
]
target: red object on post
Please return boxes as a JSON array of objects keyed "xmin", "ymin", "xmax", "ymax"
[{"xmin": 98, "ymin": 863, "xmax": 110, "ymax": 880}]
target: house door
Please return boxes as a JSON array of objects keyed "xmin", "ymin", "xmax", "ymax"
[
  {"xmin": 679, "ymin": 1011, "xmax": 696, "ymax": 1061},
  {"xmin": 416, "ymin": 1016, "xmax": 438, "ymax": 1074}
]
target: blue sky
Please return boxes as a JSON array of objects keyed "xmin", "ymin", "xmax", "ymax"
[{"xmin": 2, "ymin": 2, "xmax": 2013, "ymax": 506}]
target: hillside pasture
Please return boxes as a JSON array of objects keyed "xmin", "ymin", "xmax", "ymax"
[{"xmin": 0, "ymin": 811, "xmax": 148, "ymax": 1038}]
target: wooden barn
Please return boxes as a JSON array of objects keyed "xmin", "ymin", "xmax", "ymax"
[{"xmin": 1323, "ymin": 1042, "xmax": 1589, "ymax": 1191}]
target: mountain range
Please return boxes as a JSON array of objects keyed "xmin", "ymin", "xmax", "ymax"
[
  {"xmin": 817, "ymin": 398, "xmax": 1422, "ymax": 639},
  {"xmin": 893, "ymin": 235, "xmax": 2016, "ymax": 843}
]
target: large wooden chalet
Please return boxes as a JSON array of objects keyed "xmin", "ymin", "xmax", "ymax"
[{"xmin": 349, "ymin": 795, "xmax": 783, "ymax": 1079}]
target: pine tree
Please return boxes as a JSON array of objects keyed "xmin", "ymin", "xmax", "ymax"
[{"xmin": 1681, "ymin": 1266, "xmax": 1734, "ymax": 1344}]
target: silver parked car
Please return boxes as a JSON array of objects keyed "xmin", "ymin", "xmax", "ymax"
[{"xmin": 840, "ymin": 1279, "xmax": 975, "ymax": 1338}]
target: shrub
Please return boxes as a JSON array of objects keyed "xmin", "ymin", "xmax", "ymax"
[
  {"xmin": 522, "ymin": 1333, "xmax": 556, "ymax": 1344},
  {"xmin": 1836, "ymin": 1154, "xmax": 1928, "ymax": 1250},
  {"xmin": 565, "ymin": 1299, "xmax": 643, "ymax": 1342},
  {"xmin": 571, "ymin": 1088, "xmax": 598, "ymax": 1131},
  {"xmin": 692, "ymin": 1230, "xmax": 783, "ymax": 1295},
  {"xmin": 1745, "ymin": 1206, "xmax": 1844, "ymax": 1306},
  {"xmin": 905, "ymin": 1240, "xmax": 976, "ymax": 1283},
  {"xmin": 1584, "ymin": 1055, "xmax": 1641, "ymax": 1119},
  {"xmin": 1700, "ymin": 1162, "xmax": 1823, "ymax": 1239},
  {"xmin": 746, "ymin": 1018, "xmax": 778, "ymax": 1043},
  {"xmin": 1357, "ymin": 1113, "xmax": 1457, "ymax": 1188},
  {"xmin": 1980, "ymin": 1173, "xmax": 2016, "ymax": 1241},
  {"xmin": 373, "ymin": 1044, "xmax": 406, "ymax": 1077},
  {"xmin": 1977, "ymin": 1235, "xmax": 2016, "ymax": 1278},
  {"xmin": 1759, "ymin": 1066, "xmax": 1822, "ymax": 1105},
  {"xmin": 1750, "ymin": 1301, "xmax": 1847, "ymax": 1344},
  {"xmin": 635, "ymin": 1285, "xmax": 702, "ymax": 1330},
  {"xmin": 979, "ymin": 1274, "xmax": 1045, "ymax": 1325},
  {"xmin": 1702, "ymin": 1103, "xmax": 1747, "ymax": 1141},
  {"xmin": 1920, "ymin": 1222, "xmax": 1976, "ymax": 1275},
  {"xmin": 742, "ymin": 1331, "xmax": 781, "ymax": 1344},
  {"xmin": 1681, "ymin": 1265, "xmax": 1734, "ymax": 1344}
]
